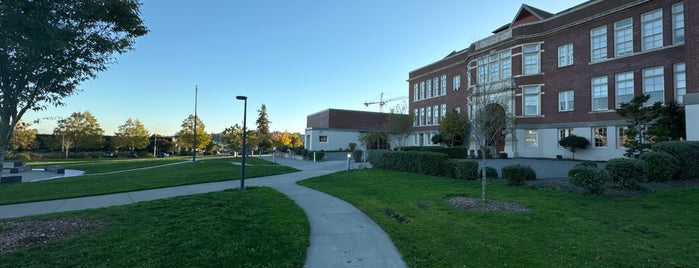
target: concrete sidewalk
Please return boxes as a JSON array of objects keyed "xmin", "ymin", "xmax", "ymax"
[{"xmin": 0, "ymin": 157, "xmax": 406, "ymax": 268}]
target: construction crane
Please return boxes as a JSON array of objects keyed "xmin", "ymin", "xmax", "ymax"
[{"xmin": 363, "ymin": 93, "xmax": 408, "ymax": 113}]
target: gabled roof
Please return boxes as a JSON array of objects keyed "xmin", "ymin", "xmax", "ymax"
[{"xmin": 494, "ymin": 4, "xmax": 554, "ymax": 32}]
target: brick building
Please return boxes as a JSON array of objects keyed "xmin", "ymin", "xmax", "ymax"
[
  {"xmin": 304, "ymin": 109, "xmax": 390, "ymax": 151},
  {"xmin": 408, "ymin": 0, "xmax": 695, "ymax": 160}
]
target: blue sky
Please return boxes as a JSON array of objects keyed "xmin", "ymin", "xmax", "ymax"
[{"xmin": 25, "ymin": 0, "xmax": 585, "ymax": 136}]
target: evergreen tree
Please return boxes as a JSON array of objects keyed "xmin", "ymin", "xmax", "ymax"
[
  {"xmin": 256, "ymin": 104, "xmax": 272, "ymax": 150},
  {"xmin": 175, "ymin": 115, "xmax": 211, "ymax": 154}
]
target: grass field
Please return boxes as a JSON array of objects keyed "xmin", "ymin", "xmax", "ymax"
[
  {"xmin": 299, "ymin": 169, "xmax": 699, "ymax": 267},
  {"xmin": 26, "ymin": 157, "xmax": 191, "ymax": 174},
  {"xmin": 0, "ymin": 157, "xmax": 297, "ymax": 205},
  {"xmin": 0, "ymin": 187, "xmax": 309, "ymax": 267}
]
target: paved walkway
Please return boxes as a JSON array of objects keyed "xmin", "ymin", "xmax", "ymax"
[{"xmin": 0, "ymin": 157, "xmax": 407, "ymax": 268}]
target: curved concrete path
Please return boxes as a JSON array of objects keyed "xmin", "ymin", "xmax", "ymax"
[{"xmin": 0, "ymin": 157, "xmax": 406, "ymax": 268}]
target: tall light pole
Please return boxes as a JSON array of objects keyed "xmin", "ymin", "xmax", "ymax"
[
  {"xmin": 193, "ymin": 85, "xmax": 198, "ymax": 162},
  {"xmin": 236, "ymin": 95, "xmax": 248, "ymax": 190}
]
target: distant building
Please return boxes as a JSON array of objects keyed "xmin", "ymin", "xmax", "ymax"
[
  {"xmin": 408, "ymin": 0, "xmax": 695, "ymax": 160},
  {"xmin": 304, "ymin": 109, "xmax": 390, "ymax": 151}
]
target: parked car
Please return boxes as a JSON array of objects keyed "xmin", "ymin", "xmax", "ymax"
[
  {"xmin": 103, "ymin": 151, "xmax": 115, "ymax": 158},
  {"xmin": 156, "ymin": 152, "xmax": 169, "ymax": 158},
  {"xmin": 128, "ymin": 151, "xmax": 139, "ymax": 158}
]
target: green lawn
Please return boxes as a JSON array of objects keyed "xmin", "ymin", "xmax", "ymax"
[
  {"xmin": 299, "ymin": 169, "xmax": 699, "ymax": 267},
  {"xmin": 0, "ymin": 187, "xmax": 309, "ymax": 267},
  {"xmin": 26, "ymin": 157, "xmax": 191, "ymax": 174},
  {"xmin": 0, "ymin": 157, "xmax": 298, "ymax": 205}
]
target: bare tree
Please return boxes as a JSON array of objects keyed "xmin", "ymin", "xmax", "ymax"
[
  {"xmin": 382, "ymin": 102, "xmax": 412, "ymax": 150},
  {"xmin": 468, "ymin": 75, "xmax": 516, "ymax": 202}
]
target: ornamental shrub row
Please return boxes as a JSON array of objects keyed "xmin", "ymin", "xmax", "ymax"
[
  {"xmin": 502, "ymin": 164, "xmax": 536, "ymax": 186},
  {"xmin": 568, "ymin": 166, "xmax": 608, "ymax": 194},
  {"xmin": 651, "ymin": 141, "xmax": 699, "ymax": 180},
  {"xmin": 368, "ymin": 150, "xmax": 450, "ymax": 176},
  {"xmin": 604, "ymin": 158, "xmax": 647, "ymax": 189},
  {"xmin": 400, "ymin": 146, "xmax": 469, "ymax": 159}
]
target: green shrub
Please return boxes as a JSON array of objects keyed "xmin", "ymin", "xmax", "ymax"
[
  {"xmin": 348, "ymin": 143, "xmax": 357, "ymax": 151},
  {"xmin": 567, "ymin": 166, "xmax": 608, "ymax": 194},
  {"xmin": 400, "ymin": 146, "xmax": 468, "ymax": 159},
  {"xmin": 6, "ymin": 152, "xmax": 31, "ymax": 160},
  {"xmin": 368, "ymin": 150, "xmax": 450, "ymax": 176},
  {"xmin": 502, "ymin": 164, "xmax": 536, "ymax": 186},
  {"xmin": 639, "ymin": 152, "xmax": 679, "ymax": 182},
  {"xmin": 575, "ymin": 161, "xmax": 598, "ymax": 168},
  {"xmin": 651, "ymin": 141, "xmax": 699, "ymax": 180},
  {"xmin": 352, "ymin": 150, "xmax": 364, "ymax": 162},
  {"xmin": 479, "ymin": 166, "xmax": 498, "ymax": 179},
  {"xmin": 604, "ymin": 158, "xmax": 648, "ymax": 189},
  {"xmin": 313, "ymin": 151, "xmax": 325, "ymax": 161},
  {"xmin": 449, "ymin": 160, "xmax": 478, "ymax": 180}
]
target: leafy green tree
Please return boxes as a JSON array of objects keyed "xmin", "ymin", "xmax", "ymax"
[
  {"xmin": 558, "ymin": 135, "xmax": 591, "ymax": 160},
  {"xmin": 222, "ymin": 124, "xmax": 257, "ymax": 154},
  {"xmin": 0, "ymin": 0, "xmax": 147, "ymax": 170},
  {"xmin": 616, "ymin": 95, "xmax": 662, "ymax": 157},
  {"xmin": 649, "ymin": 101, "xmax": 686, "ymax": 142},
  {"xmin": 255, "ymin": 104, "xmax": 272, "ymax": 150},
  {"xmin": 53, "ymin": 111, "xmax": 104, "ymax": 158},
  {"xmin": 8, "ymin": 121, "xmax": 38, "ymax": 152},
  {"xmin": 175, "ymin": 115, "xmax": 211, "ymax": 154},
  {"xmin": 438, "ymin": 111, "xmax": 470, "ymax": 147},
  {"xmin": 114, "ymin": 118, "xmax": 150, "ymax": 151}
]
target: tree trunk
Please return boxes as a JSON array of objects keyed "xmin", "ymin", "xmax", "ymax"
[{"xmin": 481, "ymin": 149, "xmax": 487, "ymax": 202}]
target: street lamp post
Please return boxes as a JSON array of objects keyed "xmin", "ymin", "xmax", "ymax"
[
  {"xmin": 193, "ymin": 86, "xmax": 198, "ymax": 162},
  {"xmin": 236, "ymin": 95, "xmax": 248, "ymax": 190}
]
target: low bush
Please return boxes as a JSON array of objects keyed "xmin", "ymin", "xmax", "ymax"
[
  {"xmin": 567, "ymin": 166, "xmax": 608, "ymax": 194},
  {"xmin": 312, "ymin": 150, "xmax": 325, "ymax": 161},
  {"xmin": 449, "ymin": 160, "xmax": 478, "ymax": 180},
  {"xmin": 575, "ymin": 161, "xmax": 598, "ymax": 168},
  {"xmin": 502, "ymin": 164, "xmax": 536, "ymax": 186},
  {"xmin": 400, "ymin": 146, "xmax": 468, "ymax": 159},
  {"xmin": 639, "ymin": 152, "xmax": 679, "ymax": 182},
  {"xmin": 651, "ymin": 141, "xmax": 699, "ymax": 180},
  {"xmin": 352, "ymin": 150, "xmax": 364, "ymax": 162},
  {"xmin": 479, "ymin": 166, "xmax": 498, "ymax": 179},
  {"xmin": 604, "ymin": 158, "xmax": 648, "ymax": 189},
  {"xmin": 368, "ymin": 150, "xmax": 450, "ymax": 176}
]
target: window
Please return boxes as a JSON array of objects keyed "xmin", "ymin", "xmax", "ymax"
[
  {"xmin": 454, "ymin": 107, "xmax": 461, "ymax": 114},
  {"xmin": 319, "ymin": 135, "xmax": 328, "ymax": 143},
  {"xmin": 489, "ymin": 54, "xmax": 500, "ymax": 81},
  {"xmin": 615, "ymin": 72, "xmax": 634, "ymax": 108},
  {"xmin": 558, "ymin": 128, "xmax": 574, "ymax": 141},
  {"xmin": 558, "ymin": 90, "xmax": 574, "ymax": 112},
  {"xmin": 591, "ymin": 76, "xmax": 608, "ymax": 111},
  {"xmin": 413, "ymin": 109, "xmax": 418, "ymax": 126},
  {"xmin": 523, "ymin": 44, "xmax": 540, "ymax": 75},
  {"xmin": 673, "ymin": 3, "xmax": 685, "ymax": 44},
  {"xmin": 593, "ymin": 127, "xmax": 607, "ymax": 147},
  {"xmin": 475, "ymin": 50, "xmax": 511, "ymax": 84},
  {"xmin": 618, "ymin": 126, "xmax": 628, "ymax": 148},
  {"xmin": 501, "ymin": 51, "xmax": 512, "ymax": 79},
  {"xmin": 440, "ymin": 75, "xmax": 447, "ymax": 95},
  {"xmin": 426, "ymin": 106, "xmax": 432, "ymax": 125},
  {"xmin": 558, "ymin": 44, "xmax": 573, "ymax": 67},
  {"xmin": 419, "ymin": 108, "xmax": 424, "ymax": 126},
  {"xmin": 675, "ymin": 63, "xmax": 686, "ymax": 104},
  {"xmin": 413, "ymin": 83, "xmax": 418, "ymax": 101},
  {"xmin": 523, "ymin": 86, "xmax": 540, "ymax": 116},
  {"xmin": 419, "ymin": 81, "xmax": 425, "ymax": 100},
  {"xmin": 433, "ymin": 77, "xmax": 439, "ymax": 97},
  {"xmin": 433, "ymin": 105, "xmax": 439, "ymax": 125},
  {"xmin": 453, "ymin": 75, "xmax": 461, "ymax": 90},
  {"xmin": 441, "ymin": 104, "xmax": 447, "ymax": 120},
  {"xmin": 590, "ymin": 26, "xmax": 607, "ymax": 62},
  {"xmin": 643, "ymin": 66, "xmax": 664, "ymax": 105},
  {"xmin": 525, "ymin": 130, "xmax": 538, "ymax": 147},
  {"xmin": 615, "ymin": 18, "xmax": 633, "ymax": 56},
  {"xmin": 642, "ymin": 9, "xmax": 663, "ymax": 51},
  {"xmin": 426, "ymin": 79, "xmax": 432, "ymax": 98}
]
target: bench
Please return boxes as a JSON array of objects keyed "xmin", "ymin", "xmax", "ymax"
[
  {"xmin": 45, "ymin": 165, "xmax": 66, "ymax": 174},
  {"xmin": 0, "ymin": 176, "xmax": 22, "ymax": 184}
]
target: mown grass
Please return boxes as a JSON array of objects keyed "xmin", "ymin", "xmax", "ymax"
[
  {"xmin": 0, "ymin": 157, "xmax": 297, "ymax": 205},
  {"xmin": 26, "ymin": 157, "xmax": 191, "ymax": 174},
  {"xmin": 0, "ymin": 187, "xmax": 309, "ymax": 267},
  {"xmin": 299, "ymin": 169, "xmax": 699, "ymax": 267}
]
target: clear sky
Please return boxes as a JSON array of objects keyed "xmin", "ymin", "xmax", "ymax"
[{"xmin": 24, "ymin": 0, "xmax": 585, "ymax": 136}]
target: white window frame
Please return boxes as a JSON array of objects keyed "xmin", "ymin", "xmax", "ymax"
[
  {"xmin": 433, "ymin": 105, "xmax": 439, "ymax": 125},
  {"xmin": 453, "ymin": 75, "xmax": 461, "ymax": 91},
  {"xmin": 675, "ymin": 62, "xmax": 686, "ymax": 104},
  {"xmin": 523, "ymin": 86, "xmax": 540, "ymax": 116},
  {"xmin": 319, "ymin": 135, "xmax": 328, "ymax": 143},
  {"xmin": 614, "ymin": 18, "xmax": 633, "ymax": 56},
  {"xmin": 525, "ymin": 129, "xmax": 538, "ymax": 147},
  {"xmin": 642, "ymin": 66, "xmax": 664, "ymax": 105},
  {"xmin": 558, "ymin": 128, "xmax": 575, "ymax": 142},
  {"xmin": 440, "ymin": 75, "xmax": 447, "ymax": 95},
  {"xmin": 641, "ymin": 9, "xmax": 663, "ymax": 51},
  {"xmin": 618, "ymin": 126, "xmax": 628, "ymax": 148},
  {"xmin": 426, "ymin": 79, "xmax": 432, "ymax": 98},
  {"xmin": 673, "ymin": 3, "xmax": 685, "ymax": 44},
  {"xmin": 615, "ymin": 72, "xmax": 634, "ymax": 108},
  {"xmin": 413, "ymin": 109, "xmax": 418, "ymax": 126},
  {"xmin": 426, "ymin": 106, "xmax": 432, "ymax": 125},
  {"xmin": 522, "ymin": 44, "xmax": 540, "ymax": 75},
  {"xmin": 433, "ymin": 77, "xmax": 439, "ymax": 97},
  {"xmin": 413, "ymin": 83, "xmax": 419, "ymax": 101},
  {"xmin": 558, "ymin": 43, "xmax": 573, "ymax": 67},
  {"xmin": 591, "ymin": 76, "xmax": 608, "ymax": 111},
  {"xmin": 419, "ymin": 81, "xmax": 425, "ymax": 100},
  {"xmin": 558, "ymin": 90, "xmax": 574, "ymax": 112},
  {"xmin": 593, "ymin": 127, "xmax": 608, "ymax": 148},
  {"xmin": 440, "ymin": 104, "xmax": 447, "ymax": 120},
  {"xmin": 590, "ymin": 26, "xmax": 607, "ymax": 62},
  {"xmin": 419, "ymin": 108, "xmax": 425, "ymax": 126}
]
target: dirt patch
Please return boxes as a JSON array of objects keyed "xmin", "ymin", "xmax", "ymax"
[
  {"xmin": 447, "ymin": 196, "xmax": 529, "ymax": 212},
  {"xmin": 0, "ymin": 218, "xmax": 101, "ymax": 255}
]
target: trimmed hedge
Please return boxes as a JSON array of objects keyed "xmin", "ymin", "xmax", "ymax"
[
  {"xmin": 575, "ymin": 161, "xmax": 599, "ymax": 168},
  {"xmin": 568, "ymin": 166, "xmax": 608, "ymax": 194},
  {"xmin": 368, "ymin": 150, "xmax": 450, "ymax": 176},
  {"xmin": 639, "ymin": 152, "xmax": 679, "ymax": 182},
  {"xmin": 449, "ymin": 160, "xmax": 479, "ymax": 180},
  {"xmin": 352, "ymin": 150, "xmax": 364, "ymax": 162},
  {"xmin": 502, "ymin": 164, "xmax": 536, "ymax": 186},
  {"xmin": 651, "ymin": 141, "xmax": 699, "ymax": 180},
  {"xmin": 604, "ymin": 158, "xmax": 648, "ymax": 189},
  {"xmin": 479, "ymin": 166, "xmax": 499, "ymax": 179},
  {"xmin": 400, "ymin": 146, "xmax": 469, "ymax": 159}
]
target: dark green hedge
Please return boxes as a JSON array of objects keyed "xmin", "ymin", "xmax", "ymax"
[
  {"xmin": 368, "ymin": 150, "xmax": 450, "ymax": 176},
  {"xmin": 639, "ymin": 151, "xmax": 679, "ymax": 182},
  {"xmin": 568, "ymin": 166, "xmax": 608, "ymax": 195},
  {"xmin": 502, "ymin": 164, "xmax": 536, "ymax": 186},
  {"xmin": 449, "ymin": 160, "xmax": 479, "ymax": 180},
  {"xmin": 604, "ymin": 158, "xmax": 648, "ymax": 189},
  {"xmin": 400, "ymin": 146, "xmax": 469, "ymax": 159},
  {"xmin": 651, "ymin": 141, "xmax": 699, "ymax": 180}
]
